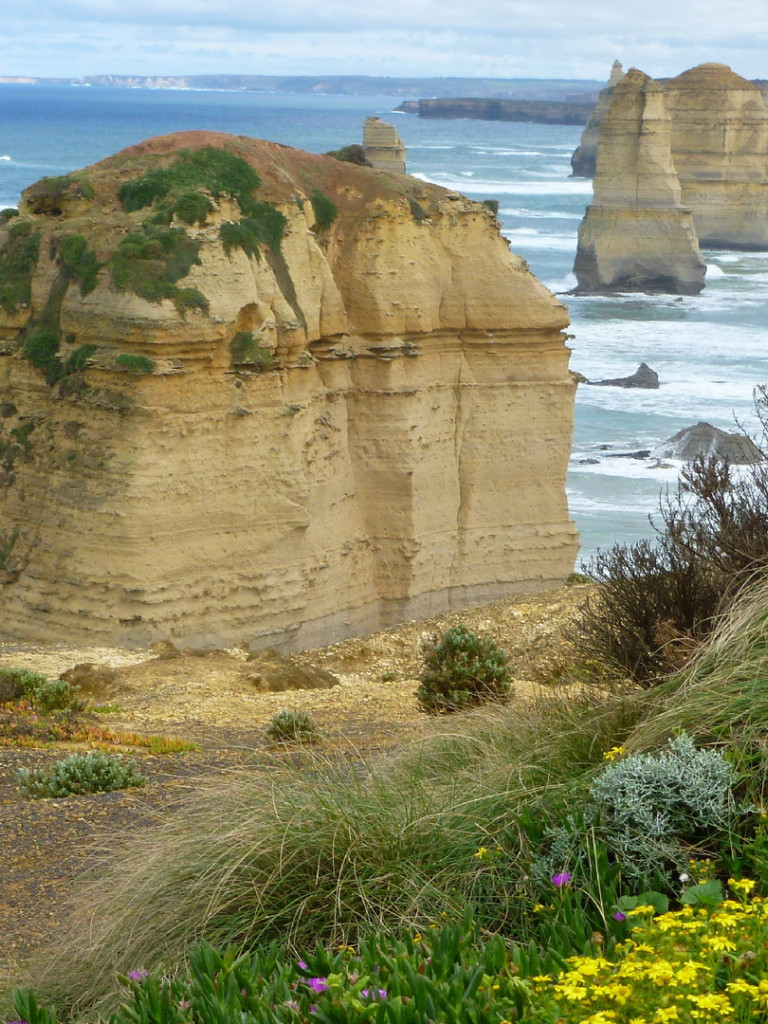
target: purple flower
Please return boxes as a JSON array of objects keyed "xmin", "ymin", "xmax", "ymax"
[
  {"xmin": 362, "ymin": 988, "xmax": 388, "ymax": 1000},
  {"xmin": 613, "ymin": 911, "xmax": 627, "ymax": 922},
  {"xmin": 308, "ymin": 978, "xmax": 329, "ymax": 993},
  {"xmin": 128, "ymin": 969, "xmax": 149, "ymax": 982},
  {"xmin": 551, "ymin": 872, "xmax": 572, "ymax": 887},
  {"xmin": 297, "ymin": 960, "xmax": 308, "ymax": 970}
]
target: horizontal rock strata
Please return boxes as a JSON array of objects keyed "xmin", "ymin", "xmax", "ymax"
[
  {"xmin": 0, "ymin": 131, "xmax": 578, "ymax": 649},
  {"xmin": 574, "ymin": 69, "xmax": 706, "ymax": 295}
]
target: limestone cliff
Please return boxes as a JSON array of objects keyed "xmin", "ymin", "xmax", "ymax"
[
  {"xmin": 0, "ymin": 131, "xmax": 577, "ymax": 649},
  {"xmin": 574, "ymin": 70, "xmax": 706, "ymax": 295},
  {"xmin": 663, "ymin": 63, "xmax": 768, "ymax": 249},
  {"xmin": 570, "ymin": 60, "xmax": 624, "ymax": 178}
]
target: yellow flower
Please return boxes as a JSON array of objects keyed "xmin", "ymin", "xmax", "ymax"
[
  {"xmin": 653, "ymin": 1007, "xmax": 679, "ymax": 1023},
  {"xmin": 531, "ymin": 975, "xmax": 552, "ymax": 984},
  {"xmin": 474, "ymin": 846, "xmax": 491, "ymax": 861},
  {"xmin": 727, "ymin": 877, "xmax": 757, "ymax": 894},
  {"xmin": 702, "ymin": 934, "xmax": 737, "ymax": 952},
  {"xmin": 603, "ymin": 746, "xmax": 626, "ymax": 761}
]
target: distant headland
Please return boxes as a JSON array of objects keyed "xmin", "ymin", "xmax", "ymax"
[{"xmin": 0, "ymin": 73, "xmax": 604, "ymax": 101}]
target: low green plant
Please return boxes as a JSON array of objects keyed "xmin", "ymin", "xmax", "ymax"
[
  {"xmin": 0, "ymin": 220, "xmax": 40, "ymax": 311},
  {"xmin": 265, "ymin": 708, "xmax": 321, "ymax": 745},
  {"xmin": 0, "ymin": 667, "xmax": 82, "ymax": 713},
  {"xmin": 229, "ymin": 331, "xmax": 275, "ymax": 370},
  {"xmin": 24, "ymin": 173, "xmax": 95, "ymax": 214},
  {"xmin": 64, "ymin": 342, "xmax": 98, "ymax": 372},
  {"xmin": 409, "ymin": 198, "xmax": 427, "ymax": 222},
  {"xmin": 172, "ymin": 190, "xmax": 215, "ymax": 225},
  {"xmin": 17, "ymin": 750, "xmax": 146, "ymax": 799},
  {"xmin": 482, "ymin": 198, "xmax": 499, "ymax": 215},
  {"xmin": 219, "ymin": 209, "xmax": 287, "ymax": 260},
  {"xmin": 310, "ymin": 189, "xmax": 337, "ymax": 230},
  {"xmin": 416, "ymin": 624, "xmax": 511, "ymax": 713},
  {"xmin": 57, "ymin": 233, "xmax": 102, "ymax": 295},
  {"xmin": 325, "ymin": 144, "xmax": 371, "ymax": 165},
  {"xmin": 22, "ymin": 322, "xmax": 61, "ymax": 370},
  {"xmin": 172, "ymin": 286, "xmax": 209, "ymax": 316},
  {"xmin": 0, "ymin": 207, "xmax": 19, "ymax": 224},
  {"xmin": 111, "ymin": 222, "xmax": 202, "ymax": 307},
  {"xmin": 114, "ymin": 353, "xmax": 156, "ymax": 374}
]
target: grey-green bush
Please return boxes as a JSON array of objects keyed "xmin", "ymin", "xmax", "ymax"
[
  {"xmin": 265, "ymin": 708, "xmax": 321, "ymax": 744},
  {"xmin": 17, "ymin": 751, "xmax": 146, "ymax": 799},
  {"xmin": 416, "ymin": 625, "xmax": 511, "ymax": 713}
]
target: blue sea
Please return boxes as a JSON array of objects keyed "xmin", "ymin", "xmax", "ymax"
[{"xmin": 2, "ymin": 83, "xmax": 767, "ymax": 563}]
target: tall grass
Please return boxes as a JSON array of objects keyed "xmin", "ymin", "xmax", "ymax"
[
  {"xmin": 627, "ymin": 571, "xmax": 768, "ymax": 765},
  {"xmin": 32, "ymin": 688, "xmax": 642, "ymax": 1014}
]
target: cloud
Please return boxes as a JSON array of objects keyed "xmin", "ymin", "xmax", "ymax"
[{"xmin": 3, "ymin": 0, "xmax": 768, "ymax": 80}]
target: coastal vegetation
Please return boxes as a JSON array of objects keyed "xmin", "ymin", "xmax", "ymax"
[{"xmin": 0, "ymin": 220, "xmax": 40, "ymax": 312}]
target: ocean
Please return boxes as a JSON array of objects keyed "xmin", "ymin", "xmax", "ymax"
[{"xmin": 2, "ymin": 83, "xmax": 767, "ymax": 564}]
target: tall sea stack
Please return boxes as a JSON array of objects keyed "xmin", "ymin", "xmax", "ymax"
[{"xmin": 573, "ymin": 69, "xmax": 706, "ymax": 295}]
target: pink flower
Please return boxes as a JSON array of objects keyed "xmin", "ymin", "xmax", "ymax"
[
  {"xmin": 551, "ymin": 872, "xmax": 572, "ymax": 887},
  {"xmin": 128, "ymin": 969, "xmax": 149, "ymax": 982},
  {"xmin": 613, "ymin": 910, "xmax": 627, "ymax": 921},
  {"xmin": 308, "ymin": 978, "xmax": 329, "ymax": 993}
]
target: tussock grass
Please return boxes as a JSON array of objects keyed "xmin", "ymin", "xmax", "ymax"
[
  {"xmin": 627, "ymin": 571, "xmax": 768, "ymax": 761},
  {"xmin": 33, "ymin": 687, "xmax": 642, "ymax": 1014}
]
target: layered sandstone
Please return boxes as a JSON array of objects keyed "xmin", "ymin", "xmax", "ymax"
[
  {"xmin": 663, "ymin": 63, "xmax": 768, "ymax": 248},
  {"xmin": 362, "ymin": 117, "xmax": 406, "ymax": 174},
  {"xmin": 0, "ymin": 131, "xmax": 577, "ymax": 649},
  {"xmin": 574, "ymin": 69, "xmax": 706, "ymax": 295},
  {"xmin": 570, "ymin": 60, "xmax": 625, "ymax": 178}
]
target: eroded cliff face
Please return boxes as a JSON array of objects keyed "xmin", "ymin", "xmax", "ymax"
[
  {"xmin": 0, "ymin": 131, "xmax": 577, "ymax": 649},
  {"xmin": 663, "ymin": 63, "xmax": 768, "ymax": 249},
  {"xmin": 570, "ymin": 60, "xmax": 625, "ymax": 178},
  {"xmin": 574, "ymin": 70, "xmax": 706, "ymax": 295}
]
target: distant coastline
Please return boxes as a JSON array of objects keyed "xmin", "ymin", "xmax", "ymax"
[{"xmin": 0, "ymin": 73, "xmax": 603, "ymax": 101}]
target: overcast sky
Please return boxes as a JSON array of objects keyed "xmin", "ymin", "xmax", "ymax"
[{"xmin": 4, "ymin": 0, "xmax": 768, "ymax": 82}]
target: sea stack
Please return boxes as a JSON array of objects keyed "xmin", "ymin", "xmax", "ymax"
[
  {"xmin": 573, "ymin": 69, "xmax": 706, "ymax": 295},
  {"xmin": 663, "ymin": 63, "xmax": 768, "ymax": 249},
  {"xmin": 362, "ymin": 117, "xmax": 407, "ymax": 174},
  {"xmin": 570, "ymin": 59, "xmax": 625, "ymax": 178},
  {"xmin": 0, "ymin": 131, "xmax": 578, "ymax": 649}
]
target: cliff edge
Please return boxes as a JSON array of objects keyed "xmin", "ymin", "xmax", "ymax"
[{"xmin": 0, "ymin": 131, "xmax": 578, "ymax": 649}]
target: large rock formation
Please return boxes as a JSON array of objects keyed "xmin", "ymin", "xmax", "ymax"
[
  {"xmin": 663, "ymin": 63, "xmax": 768, "ymax": 249},
  {"xmin": 570, "ymin": 60, "xmax": 625, "ymax": 178},
  {"xmin": 0, "ymin": 131, "xmax": 578, "ymax": 649},
  {"xmin": 362, "ymin": 117, "xmax": 406, "ymax": 174},
  {"xmin": 573, "ymin": 69, "xmax": 706, "ymax": 295}
]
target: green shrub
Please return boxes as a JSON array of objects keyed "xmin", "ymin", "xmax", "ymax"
[
  {"xmin": 409, "ymin": 198, "xmax": 427, "ymax": 222},
  {"xmin": 219, "ymin": 207, "xmax": 287, "ymax": 259},
  {"xmin": 22, "ymin": 322, "xmax": 60, "ymax": 370},
  {"xmin": 172, "ymin": 286, "xmax": 209, "ymax": 316},
  {"xmin": 119, "ymin": 146, "xmax": 262, "ymax": 215},
  {"xmin": 324, "ymin": 144, "xmax": 371, "ymax": 166},
  {"xmin": 482, "ymin": 198, "xmax": 500, "ymax": 215},
  {"xmin": 0, "ymin": 221, "xmax": 40, "ymax": 311},
  {"xmin": 17, "ymin": 751, "xmax": 146, "ymax": 800},
  {"xmin": 266, "ymin": 708, "xmax": 321, "ymax": 745},
  {"xmin": 115, "ymin": 353, "xmax": 156, "ymax": 374},
  {"xmin": 58, "ymin": 233, "xmax": 102, "ymax": 295},
  {"xmin": 111, "ymin": 222, "xmax": 202, "ymax": 305},
  {"xmin": 310, "ymin": 189, "xmax": 337, "ymax": 230},
  {"xmin": 416, "ymin": 624, "xmax": 511, "ymax": 713},
  {"xmin": 172, "ymin": 190, "xmax": 214, "ymax": 225},
  {"xmin": 0, "ymin": 207, "xmax": 19, "ymax": 224},
  {"xmin": 64, "ymin": 343, "xmax": 98, "ymax": 372},
  {"xmin": 0, "ymin": 666, "xmax": 83, "ymax": 713},
  {"xmin": 229, "ymin": 331, "xmax": 275, "ymax": 370}
]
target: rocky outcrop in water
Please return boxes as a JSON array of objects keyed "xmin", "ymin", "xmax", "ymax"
[
  {"xmin": 573, "ymin": 69, "xmax": 706, "ymax": 296},
  {"xmin": 650, "ymin": 422, "xmax": 763, "ymax": 464},
  {"xmin": 0, "ymin": 131, "xmax": 578, "ymax": 649},
  {"xmin": 587, "ymin": 363, "xmax": 660, "ymax": 388}
]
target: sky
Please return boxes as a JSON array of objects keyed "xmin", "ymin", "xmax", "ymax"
[{"xmin": 3, "ymin": 0, "xmax": 768, "ymax": 83}]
